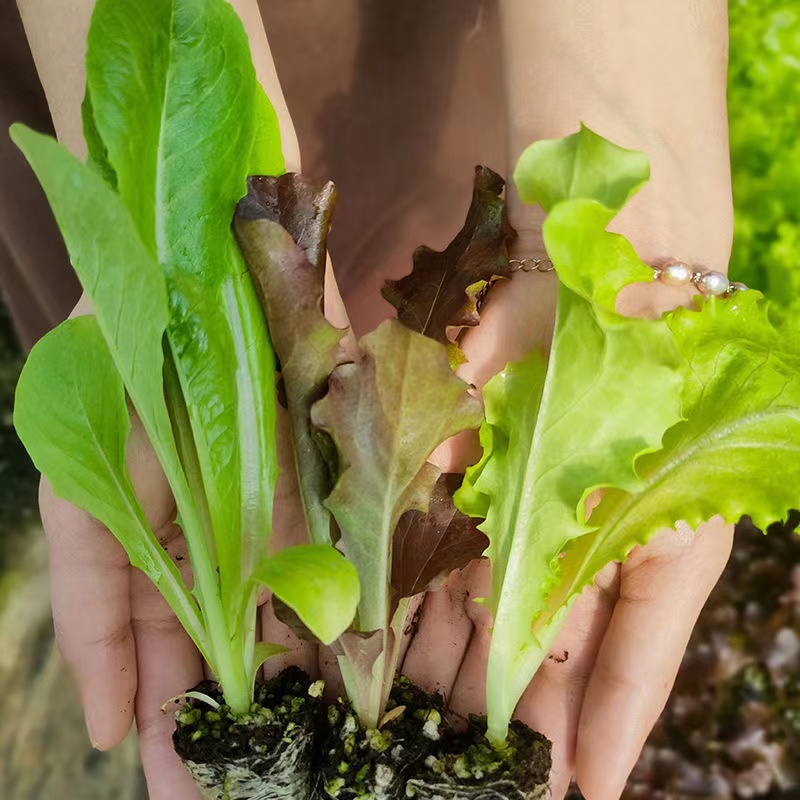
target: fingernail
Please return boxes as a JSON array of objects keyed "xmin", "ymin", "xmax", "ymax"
[{"xmin": 85, "ymin": 712, "xmax": 102, "ymax": 749}]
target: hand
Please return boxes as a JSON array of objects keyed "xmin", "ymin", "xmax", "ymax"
[
  {"xmin": 42, "ymin": 277, "xmax": 331, "ymax": 799},
  {"xmin": 41, "ymin": 417, "xmax": 207, "ymax": 800},
  {"xmin": 390, "ymin": 189, "xmax": 734, "ymax": 797},
  {"xmin": 403, "ymin": 519, "xmax": 732, "ymax": 800}
]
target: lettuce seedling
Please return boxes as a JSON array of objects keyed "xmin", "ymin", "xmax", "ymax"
[
  {"xmin": 12, "ymin": 0, "xmax": 497, "ymax": 739},
  {"xmin": 234, "ymin": 172, "xmax": 501, "ymax": 729},
  {"xmin": 11, "ymin": 0, "xmax": 359, "ymax": 717},
  {"xmin": 456, "ymin": 125, "xmax": 800, "ymax": 744}
]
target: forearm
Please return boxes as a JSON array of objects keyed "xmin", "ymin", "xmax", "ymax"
[
  {"xmin": 16, "ymin": 0, "xmax": 90, "ymax": 157},
  {"xmin": 16, "ymin": 0, "xmax": 300, "ymax": 169},
  {"xmin": 457, "ymin": 1, "xmax": 732, "ymax": 393},
  {"xmin": 499, "ymin": 0, "xmax": 732, "ymax": 314}
]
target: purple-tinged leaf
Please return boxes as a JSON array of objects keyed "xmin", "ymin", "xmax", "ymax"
[
  {"xmin": 311, "ymin": 320, "xmax": 483, "ymax": 635},
  {"xmin": 382, "ymin": 166, "xmax": 517, "ymax": 355},
  {"xmin": 392, "ymin": 473, "xmax": 488, "ymax": 598},
  {"xmin": 235, "ymin": 175, "xmax": 348, "ymax": 545}
]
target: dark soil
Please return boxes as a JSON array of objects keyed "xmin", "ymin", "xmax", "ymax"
[
  {"xmin": 175, "ymin": 672, "xmax": 552, "ymax": 800},
  {"xmin": 567, "ymin": 514, "xmax": 800, "ymax": 800},
  {"xmin": 174, "ymin": 667, "xmax": 322, "ymax": 800},
  {"xmin": 407, "ymin": 717, "xmax": 551, "ymax": 800},
  {"xmin": 317, "ymin": 677, "xmax": 449, "ymax": 800}
]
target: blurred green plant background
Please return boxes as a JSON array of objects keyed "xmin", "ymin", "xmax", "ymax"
[
  {"xmin": 0, "ymin": 302, "xmax": 37, "ymax": 555},
  {"xmin": 728, "ymin": 0, "xmax": 800, "ymax": 306}
]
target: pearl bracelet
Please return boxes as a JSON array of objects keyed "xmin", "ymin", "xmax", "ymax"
[
  {"xmin": 651, "ymin": 260, "xmax": 746, "ymax": 297},
  {"xmin": 509, "ymin": 257, "xmax": 747, "ymax": 298}
]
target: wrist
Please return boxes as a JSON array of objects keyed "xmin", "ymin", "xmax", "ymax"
[{"xmin": 499, "ymin": 0, "xmax": 733, "ymax": 304}]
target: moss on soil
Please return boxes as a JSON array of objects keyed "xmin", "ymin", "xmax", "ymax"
[
  {"xmin": 317, "ymin": 676, "xmax": 448, "ymax": 800},
  {"xmin": 407, "ymin": 718, "xmax": 551, "ymax": 800}
]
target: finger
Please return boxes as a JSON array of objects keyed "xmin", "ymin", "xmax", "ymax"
[
  {"xmin": 131, "ymin": 529, "xmax": 204, "ymax": 800},
  {"xmin": 457, "ymin": 252, "xmax": 558, "ymax": 393},
  {"xmin": 41, "ymin": 479, "xmax": 137, "ymax": 749},
  {"xmin": 576, "ymin": 517, "xmax": 734, "ymax": 800},
  {"xmin": 448, "ymin": 560, "xmax": 492, "ymax": 718},
  {"xmin": 401, "ymin": 570, "xmax": 473, "ymax": 700},
  {"xmin": 514, "ymin": 563, "xmax": 618, "ymax": 800}
]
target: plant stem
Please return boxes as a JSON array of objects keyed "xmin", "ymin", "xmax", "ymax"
[
  {"xmin": 164, "ymin": 347, "xmax": 254, "ymax": 716},
  {"xmin": 380, "ymin": 597, "xmax": 413, "ymax": 711},
  {"xmin": 338, "ymin": 597, "xmax": 415, "ymax": 730},
  {"xmin": 485, "ymin": 605, "xmax": 564, "ymax": 745},
  {"xmin": 205, "ymin": 590, "xmax": 252, "ymax": 716}
]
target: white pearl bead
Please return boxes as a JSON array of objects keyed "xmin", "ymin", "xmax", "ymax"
[
  {"xmin": 699, "ymin": 271, "xmax": 730, "ymax": 296},
  {"xmin": 660, "ymin": 262, "xmax": 693, "ymax": 286}
]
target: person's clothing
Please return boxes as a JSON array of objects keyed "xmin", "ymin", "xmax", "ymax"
[
  {"xmin": 0, "ymin": 0, "xmax": 505, "ymax": 347},
  {"xmin": 0, "ymin": 2, "xmax": 79, "ymax": 352},
  {"xmin": 261, "ymin": 0, "xmax": 505, "ymax": 333}
]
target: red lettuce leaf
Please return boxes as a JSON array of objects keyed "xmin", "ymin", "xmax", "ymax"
[
  {"xmin": 234, "ymin": 175, "xmax": 348, "ymax": 545},
  {"xmin": 382, "ymin": 166, "xmax": 517, "ymax": 358},
  {"xmin": 392, "ymin": 473, "xmax": 488, "ymax": 598}
]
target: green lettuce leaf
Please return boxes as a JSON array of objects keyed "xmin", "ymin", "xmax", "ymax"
[
  {"xmin": 14, "ymin": 316, "xmax": 205, "ymax": 654},
  {"xmin": 459, "ymin": 126, "xmax": 684, "ymax": 742},
  {"xmin": 514, "ymin": 122, "xmax": 650, "ymax": 215},
  {"xmin": 533, "ymin": 290, "xmax": 800, "ymax": 712},
  {"xmin": 312, "ymin": 320, "xmax": 483, "ymax": 634},
  {"xmin": 464, "ymin": 124, "xmax": 800, "ymax": 745},
  {"xmin": 82, "ymin": 0, "xmax": 283, "ymax": 606},
  {"xmin": 515, "ymin": 124, "xmax": 654, "ymax": 315},
  {"xmin": 252, "ymin": 544, "xmax": 360, "ymax": 646},
  {"xmin": 249, "ymin": 642, "xmax": 290, "ymax": 688},
  {"xmin": 7, "ymin": 125, "xmax": 208, "ymax": 555}
]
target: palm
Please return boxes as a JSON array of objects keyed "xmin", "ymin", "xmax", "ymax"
[
  {"xmin": 392, "ymin": 259, "xmax": 734, "ymax": 799},
  {"xmin": 43, "ymin": 403, "xmax": 315, "ymax": 800}
]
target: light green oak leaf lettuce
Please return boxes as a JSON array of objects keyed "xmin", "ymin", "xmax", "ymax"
[
  {"xmin": 533, "ymin": 291, "xmax": 800, "ymax": 730},
  {"xmin": 460, "ymin": 125, "xmax": 800, "ymax": 745},
  {"xmin": 457, "ymin": 126, "xmax": 684, "ymax": 743}
]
